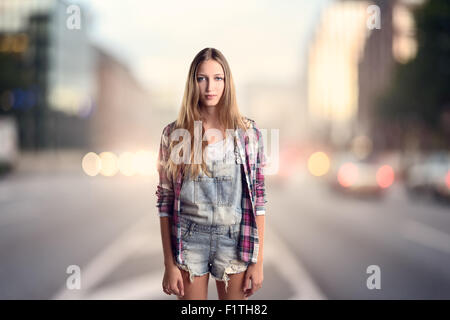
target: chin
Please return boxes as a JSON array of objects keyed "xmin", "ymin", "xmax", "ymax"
[{"xmin": 204, "ymin": 100, "xmax": 218, "ymax": 107}]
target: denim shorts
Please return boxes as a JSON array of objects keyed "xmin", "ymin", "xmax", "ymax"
[{"xmin": 175, "ymin": 216, "xmax": 250, "ymax": 293}]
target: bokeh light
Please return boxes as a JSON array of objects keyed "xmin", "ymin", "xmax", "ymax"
[
  {"xmin": 337, "ymin": 162, "xmax": 358, "ymax": 187},
  {"xmin": 99, "ymin": 152, "xmax": 119, "ymax": 177},
  {"xmin": 118, "ymin": 152, "xmax": 136, "ymax": 176},
  {"xmin": 351, "ymin": 135, "xmax": 373, "ymax": 160},
  {"xmin": 446, "ymin": 171, "xmax": 450, "ymax": 189},
  {"xmin": 307, "ymin": 151, "xmax": 330, "ymax": 177},
  {"xmin": 133, "ymin": 150, "xmax": 156, "ymax": 176},
  {"xmin": 81, "ymin": 152, "xmax": 101, "ymax": 176},
  {"xmin": 376, "ymin": 165, "xmax": 395, "ymax": 188}
]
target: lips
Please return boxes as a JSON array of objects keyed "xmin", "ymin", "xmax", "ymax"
[{"xmin": 205, "ymin": 95, "xmax": 216, "ymax": 99}]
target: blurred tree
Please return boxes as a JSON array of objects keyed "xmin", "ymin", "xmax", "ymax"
[
  {"xmin": 0, "ymin": 48, "xmax": 32, "ymax": 113},
  {"xmin": 377, "ymin": 0, "xmax": 450, "ymax": 146}
]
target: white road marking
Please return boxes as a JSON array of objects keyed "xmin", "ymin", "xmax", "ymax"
[
  {"xmin": 85, "ymin": 273, "xmax": 166, "ymax": 300},
  {"xmin": 402, "ymin": 219, "xmax": 450, "ymax": 255},
  {"xmin": 264, "ymin": 225, "xmax": 326, "ymax": 299},
  {"xmin": 53, "ymin": 214, "xmax": 326, "ymax": 300},
  {"xmin": 52, "ymin": 214, "xmax": 160, "ymax": 299}
]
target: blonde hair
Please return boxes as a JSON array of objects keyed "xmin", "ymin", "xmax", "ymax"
[{"xmin": 165, "ymin": 48, "xmax": 247, "ymax": 182}]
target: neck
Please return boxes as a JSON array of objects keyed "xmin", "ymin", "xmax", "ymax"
[{"xmin": 200, "ymin": 104, "xmax": 219, "ymax": 125}]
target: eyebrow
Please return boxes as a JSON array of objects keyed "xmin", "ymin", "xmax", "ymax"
[{"xmin": 197, "ymin": 73, "xmax": 224, "ymax": 76}]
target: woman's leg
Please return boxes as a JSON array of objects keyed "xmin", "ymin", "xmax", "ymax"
[
  {"xmin": 177, "ymin": 269, "xmax": 210, "ymax": 300},
  {"xmin": 215, "ymin": 271, "xmax": 248, "ymax": 300}
]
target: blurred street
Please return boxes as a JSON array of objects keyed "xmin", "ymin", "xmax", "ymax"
[
  {"xmin": 1, "ymin": 0, "xmax": 449, "ymax": 301},
  {"xmin": 1, "ymin": 151, "xmax": 449, "ymax": 299}
]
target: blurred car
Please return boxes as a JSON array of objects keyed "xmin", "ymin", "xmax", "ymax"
[
  {"xmin": 272, "ymin": 142, "xmax": 305, "ymax": 185},
  {"xmin": 0, "ymin": 116, "xmax": 19, "ymax": 174},
  {"xmin": 326, "ymin": 152, "xmax": 395, "ymax": 197},
  {"xmin": 434, "ymin": 170, "xmax": 450, "ymax": 200},
  {"xmin": 404, "ymin": 151, "xmax": 450, "ymax": 201}
]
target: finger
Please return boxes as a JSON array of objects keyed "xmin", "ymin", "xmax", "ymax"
[
  {"xmin": 177, "ymin": 279, "xmax": 184, "ymax": 297},
  {"xmin": 243, "ymin": 275, "xmax": 251, "ymax": 292},
  {"xmin": 244, "ymin": 281, "xmax": 258, "ymax": 298},
  {"xmin": 244, "ymin": 289, "xmax": 253, "ymax": 298},
  {"xmin": 171, "ymin": 284, "xmax": 180, "ymax": 296},
  {"xmin": 163, "ymin": 286, "xmax": 170, "ymax": 295},
  {"xmin": 162, "ymin": 283, "xmax": 168, "ymax": 294},
  {"xmin": 250, "ymin": 286, "xmax": 257, "ymax": 295}
]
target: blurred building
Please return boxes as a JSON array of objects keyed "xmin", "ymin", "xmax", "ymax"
[
  {"xmin": 358, "ymin": 0, "xmax": 421, "ymax": 150},
  {"xmin": 307, "ymin": 0, "xmax": 422, "ymax": 151},
  {"xmin": 242, "ymin": 80, "xmax": 307, "ymax": 142},
  {"xmin": 0, "ymin": 0, "xmax": 94, "ymax": 150},
  {"xmin": 307, "ymin": 0, "xmax": 369, "ymax": 148},
  {"xmin": 0, "ymin": 0, "xmax": 170, "ymax": 155},
  {"xmin": 91, "ymin": 46, "xmax": 174, "ymax": 153}
]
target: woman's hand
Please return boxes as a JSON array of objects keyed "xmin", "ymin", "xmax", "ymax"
[
  {"xmin": 162, "ymin": 264, "xmax": 184, "ymax": 297},
  {"xmin": 242, "ymin": 262, "xmax": 264, "ymax": 298}
]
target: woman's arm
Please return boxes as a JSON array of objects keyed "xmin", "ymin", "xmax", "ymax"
[
  {"xmin": 254, "ymin": 123, "xmax": 267, "ymax": 215},
  {"xmin": 243, "ymin": 122, "xmax": 267, "ymax": 298},
  {"xmin": 255, "ymin": 215, "xmax": 265, "ymax": 265},
  {"xmin": 159, "ymin": 217, "xmax": 176, "ymax": 267},
  {"xmin": 254, "ymin": 121, "xmax": 267, "ymax": 264},
  {"xmin": 243, "ymin": 214, "xmax": 265, "ymax": 298},
  {"xmin": 157, "ymin": 124, "xmax": 184, "ymax": 297},
  {"xmin": 160, "ymin": 215, "xmax": 184, "ymax": 297},
  {"xmin": 155, "ymin": 125, "xmax": 175, "ymax": 217}
]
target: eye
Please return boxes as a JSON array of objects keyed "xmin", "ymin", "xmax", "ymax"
[{"xmin": 197, "ymin": 76, "xmax": 223, "ymax": 82}]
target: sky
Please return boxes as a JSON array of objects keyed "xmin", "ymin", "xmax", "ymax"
[{"xmin": 75, "ymin": 0, "xmax": 332, "ymax": 95}]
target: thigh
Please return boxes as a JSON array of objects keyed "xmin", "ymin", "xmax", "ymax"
[
  {"xmin": 178, "ymin": 269, "xmax": 210, "ymax": 300},
  {"xmin": 216, "ymin": 271, "xmax": 248, "ymax": 300},
  {"xmin": 212, "ymin": 226, "xmax": 249, "ymax": 300},
  {"xmin": 177, "ymin": 222, "xmax": 211, "ymax": 300}
]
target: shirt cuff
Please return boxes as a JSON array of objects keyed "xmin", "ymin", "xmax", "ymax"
[
  {"xmin": 158, "ymin": 212, "xmax": 171, "ymax": 218},
  {"xmin": 255, "ymin": 208, "xmax": 265, "ymax": 215}
]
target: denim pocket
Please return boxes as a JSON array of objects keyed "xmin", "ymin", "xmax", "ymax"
[
  {"xmin": 230, "ymin": 227, "xmax": 240, "ymax": 243},
  {"xmin": 194, "ymin": 176, "xmax": 216, "ymax": 204},
  {"xmin": 217, "ymin": 176, "xmax": 233, "ymax": 207},
  {"xmin": 181, "ymin": 223, "xmax": 193, "ymax": 240}
]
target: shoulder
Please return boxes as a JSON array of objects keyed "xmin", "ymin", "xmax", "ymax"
[
  {"xmin": 241, "ymin": 116, "xmax": 263, "ymax": 138},
  {"xmin": 239, "ymin": 116, "xmax": 265, "ymax": 152},
  {"xmin": 242, "ymin": 116, "xmax": 256, "ymax": 130},
  {"xmin": 159, "ymin": 120, "xmax": 178, "ymax": 148},
  {"xmin": 162, "ymin": 120, "xmax": 177, "ymax": 136}
]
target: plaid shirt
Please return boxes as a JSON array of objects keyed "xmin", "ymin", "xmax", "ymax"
[{"xmin": 155, "ymin": 117, "xmax": 267, "ymax": 265}]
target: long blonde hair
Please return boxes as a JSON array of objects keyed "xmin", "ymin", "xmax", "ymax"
[{"xmin": 165, "ymin": 48, "xmax": 247, "ymax": 182}]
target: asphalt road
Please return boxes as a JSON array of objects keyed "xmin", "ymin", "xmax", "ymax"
[{"xmin": 1, "ymin": 159, "xmax": 449, "ymax": 299}]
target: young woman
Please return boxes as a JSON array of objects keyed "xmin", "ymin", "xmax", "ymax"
[{"xmin": 155, "ymin": 48, "xmax": 267, "ymax": 300}]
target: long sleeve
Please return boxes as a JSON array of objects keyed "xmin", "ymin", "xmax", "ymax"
[
  {"xmin": 254, "ymin": 125, "xmax": 268, "ymax": 215},
  {"xmin": 155, "ymin": 125, "xmax": 175, "ymax": 217}
]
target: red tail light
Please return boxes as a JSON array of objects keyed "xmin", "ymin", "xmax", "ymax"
[
  {"xmin": 446, "ymin": 171, "xmax": 450, "ymax": 189},
  {"xmin": 376, "ymin": 165, "xmax": 395, "ymax": 188},
  {"xmin": 338, "ymin": 163, "xmax": 358, "ymax": 187}
]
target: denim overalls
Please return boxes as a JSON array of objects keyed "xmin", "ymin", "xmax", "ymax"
[
  {"xmin": 176, "ymin": 137, "xmax": 248, "ymax": 292},
  {"xmin": 179, "ymin": 137, "xmax": 242, "ymax": 226}
]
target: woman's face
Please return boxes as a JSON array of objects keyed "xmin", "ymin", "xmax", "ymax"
[{"xmin": 196, "ymin": 59, "xmax": 225, "ymax": 108}]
